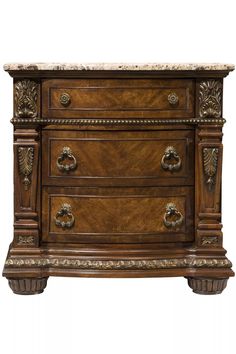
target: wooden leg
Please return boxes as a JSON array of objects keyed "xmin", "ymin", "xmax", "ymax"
[
  {"xmin": 8, "ymin": 277, "xmax": 48, "ymax": 295},
  {"xmin": 187, "ymin": 277, "xmax": 228, "ymax": 295}
]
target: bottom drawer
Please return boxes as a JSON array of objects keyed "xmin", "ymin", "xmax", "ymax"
[{"xmin": 42, "ymin": 187, "xmax": 194, "ymax": 244}]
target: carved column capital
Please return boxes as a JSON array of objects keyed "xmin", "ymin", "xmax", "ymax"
[
  {"xmin": 14, "ymin": 79, "xmax": 39, "ymax": 118},
  {"xmin": 199, "ymin": 80, "xmax": 223, "ymax": 118}
]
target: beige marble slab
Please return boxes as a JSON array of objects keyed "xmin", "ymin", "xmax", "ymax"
[{"xmin": 3, "ymin": 62, "xmax": 235, "ymax": 71}]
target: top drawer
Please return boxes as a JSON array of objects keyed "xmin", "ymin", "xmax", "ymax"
[{"xmin": 42, "ymin": 79, "xmax": 194, "ymax": 119}]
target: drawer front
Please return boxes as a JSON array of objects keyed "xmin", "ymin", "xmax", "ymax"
[
  {"xmin": 42, "ymin": 79, "xmax": 194, "ymax": 119},
  {"xmin": 42, "ymin": 186, "xmax": 194, "ymax": 244},
  {"xmin": 42, "ymin": 130, "xmax": 194, "ymax": 187}
]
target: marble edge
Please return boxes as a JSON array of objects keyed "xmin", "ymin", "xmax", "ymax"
[{"xmin": 3, "ymin": 62, "xmax": 235, "ymax": 72}]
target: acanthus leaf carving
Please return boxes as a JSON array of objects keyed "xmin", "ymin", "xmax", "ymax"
[
  {"xmin": 4, "ymin": 257, "xmax": 232, "ymax": 269},
  {"xmin": 17, "ymin": 147, "xmax": 34, "ymax": 190},
  {"xmin": 199, "ymin": 80, "xmax": 222, "ymax": 118},
  {"xmin": 15, "ymin": 80, "xmax": 38, "ymax": 118},
  {"xmin": 203, "ymin": 147, "xmax": 219, "ymax": 191}
]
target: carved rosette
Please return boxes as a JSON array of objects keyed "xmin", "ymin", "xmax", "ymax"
[
  {"xmin": 203, "ymin": 147, "xmax": 219, "ymax": 191},
  {"xmin": 199, "ymin": 80, "xmax": 222, "ymax": 118},
  {"xmin": 201, "ymin": 236, "xmax": 218, "ymax": 246},
  {"xmin": 17, "ymin": 235, "xmax": 35, "ymax": 245},
  {"xmin": 17, "ymin": 147, "xmax": 34, "ymax": 190},
  {"xmin": 15, "ymin": 80, "xmax": 38, "ymax": 118}
]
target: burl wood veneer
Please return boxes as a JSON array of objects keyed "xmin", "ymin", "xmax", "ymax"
[{"xmin": 2, "ymin": 62, "xmax": 234, "ymax": 295}]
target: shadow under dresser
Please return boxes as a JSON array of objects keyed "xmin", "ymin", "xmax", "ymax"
[{"xmin": 2, "ymin": 62, "xmax": 234, "ymax": 295}]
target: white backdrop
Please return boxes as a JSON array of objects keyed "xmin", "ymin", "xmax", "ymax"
[{"xmin": 0, "ymin": 1, "xmax": 235, "ymax": 353}]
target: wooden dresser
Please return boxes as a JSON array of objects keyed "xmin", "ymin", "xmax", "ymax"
[{"xmin": 3, "ymin": 63, "xmax": 234, "ymax": 295}]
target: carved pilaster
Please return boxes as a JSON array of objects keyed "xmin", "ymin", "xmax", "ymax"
[
  {"xmin": 14, "ymin": 79, "xmax": 39, "ymax": 118},
  {"xmin": 195, "ymin": 124, "xmax": 223, "ymax": 248},
  {"xmin": 13, "ymin": 128, "xmax": 41, "ymax": 248},
  {"xmin": 195, "ymin": 77, "xmax": 224, "ymax": 249}
]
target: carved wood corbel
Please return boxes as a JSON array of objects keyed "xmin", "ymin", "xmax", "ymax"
[{"xmin": 14, "ymin": 79, "xmax": 39, "ymax": 118}]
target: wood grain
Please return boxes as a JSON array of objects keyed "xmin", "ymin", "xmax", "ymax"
[
  {"xmin": 42, "ymin": 186, "xmax": 194, "ymax": 243},
  {"xmin": 42, "ymin": 130, "xmax": 194, "ymax": 186},
  {"xmin": 42, "ymin": 78, "xmax": 194, "ymax": 119}
]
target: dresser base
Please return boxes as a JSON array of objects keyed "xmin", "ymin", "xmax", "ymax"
[{"xmin": 3, "ymin": 245, "xmax": 234, "ymax": 295}]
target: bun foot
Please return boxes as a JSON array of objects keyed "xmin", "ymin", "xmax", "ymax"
[
  {"xmin": 8, "ymin": 277, "xmax": 48, "ymax": 295},
  {"xmin": 187, "ymin": 277, "xmax": 228, "ymax": 295}
]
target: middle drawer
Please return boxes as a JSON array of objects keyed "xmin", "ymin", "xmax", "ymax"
[{"xmin": 42, "ymin": 130, "xmax": 194, "ymax": 187}]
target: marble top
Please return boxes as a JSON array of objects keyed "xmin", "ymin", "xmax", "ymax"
[{"xmin": 3, "ymin": 62, "xmax": 235, "ymax": 71}]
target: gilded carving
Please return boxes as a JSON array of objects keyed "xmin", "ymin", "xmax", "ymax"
[
  {"xmin": 5, "ymin": 257, "xmax": 232, "ymax": 269},
  {"xmin": 11, "ymin": 118, "xmax": 226, "ymax": 126},
  {"xmin": 17, "ymin": 236, "xmax": 34, "ymax": 245},
  {"xmin": 15, "ymin": 80, "xmax": 38, "ymax": 118},
  {"xmin": 199, "ymin": 80, "xmax": 222, "ymax": 118},
  {"xmin": 18, "ymin": 147, "xmax": 34, "ymax": 190},
  {"xmin": 201, "ymin": 236, "xmax": 218, "ymax": 245},
  {"xmin": 203, "ymin": 147, "xmax": 219, "ymax": 191}
]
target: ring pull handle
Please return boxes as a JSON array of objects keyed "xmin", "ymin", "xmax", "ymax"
[
  {"xmin": 57, "ymin": 147, "xmax": 77, "ymax": 172},
  {"xmin": 54, "ymin": 203, "xmax": 75, "ymax": 229},
  {"xmin": 168, "ymin": 92, "xmax": 179, "ymax": 105},
  {"xmin": 163, "ymin": 203, "xmax": 184, "ymax": 229},
  {"xmin": 60, "ymin": 92, "xmax": 71, "ymax": 107},
  {"xmin": 161, "ymin": 146, "xmax": 182, "ymax": 172}
]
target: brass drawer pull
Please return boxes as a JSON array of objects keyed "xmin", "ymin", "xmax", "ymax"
[
  {"xmin": 161, "ymin": 146, "xmax": 182, "ymax": 171},
  {"xmin": 55, "ymin": 203, "xmax": 75, "ymax": 229},
  {"xmin": 60, "ymin": 92, "xmax": 71, "ymax": 107},
  {"xmin": 168, "ymin": 92, "xmax": 179, "ymax": 105},
  {"xmin": 57, "ymin": 147, "xmax": 77, "ymax": 172},
  {"xmin": 163, "ymin": 203, "xmax": 184, "ymax": 228}
]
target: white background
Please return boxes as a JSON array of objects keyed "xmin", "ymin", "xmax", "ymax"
[{"xmin": 0, "ymin": 1, "xmax": 235, "ymax": 353}]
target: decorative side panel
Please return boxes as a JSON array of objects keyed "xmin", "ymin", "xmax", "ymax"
[
  {"xmin": 14, "ymin": 80, "xmax": 39, "ymax": 118},
  {"xmin": 195, "ymin": 124, "xmax": 223, "ymax": 248},
  {"xmin": 13, "ymin": 129, "xmax": 41, "ymax": 248},
  {"xmin": 199, "ymin": 80, "xmax": 223, "ymax": 118}
]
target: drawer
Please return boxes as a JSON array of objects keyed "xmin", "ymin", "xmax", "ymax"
[
  {"xmin": 42, "ymin": 79, "xmax": 194, "ymax": 119},
  {"xmin": 42, "ymin": 130, "xmax": 194, "ymax": 187},
  {"xmin": 42, "ymin": 186, "xmax": 194, "ymax": 244}
]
